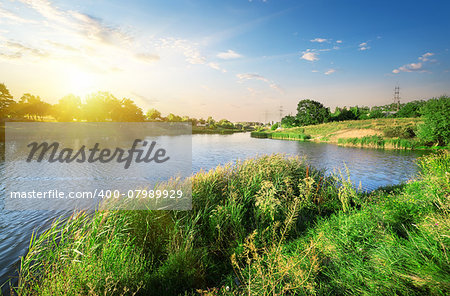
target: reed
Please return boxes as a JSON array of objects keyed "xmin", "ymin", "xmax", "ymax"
[{"xmin": 14, "ymin": 152, "xmax": 450, "ymax": 296}]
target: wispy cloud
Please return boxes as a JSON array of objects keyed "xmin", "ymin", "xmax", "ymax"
[
  {"xmin": 392, "ymin": 52, "xmax": 435, "ymax": 74},
  {"xmin": 217, "ymin": 49, "xmax": 242, "ymax": 59},
  {"xmin": 358, "ymin": 42, "xmax": 370, "ymax": 51},
  {"xmin": 158, "ymin": 37, "xmax": 225, "ymax": 71},
  {"xmin": 336, "ymin": 40, "xmax": 343, "ymax": 44},
  {"xmin": 0, "ymin": 5, "xmax": 37, "ymax": 24},
  {"xmin": 236, "ymin": 73, "xmax": 283, "ymax": 93},
  {"xmin": 2, "ymin": 41, "xmax": 48, "ymax": 58},
  {"xmin": 301, "ymin": 50, "xmax": 319, "ymax": 61},
  {"xmin": 324, "ymin": 69, "xmax": 336, "ymax": 75},
  {"xmin": 392, "ymin": 62, "xmax": 423, "ymax": 73},
  {"xmin": 418, "ymin": 52, "xmax": 435, "ymax": 62},
  {"xmin": 134, "ymin": 53, "xmax": 160, "ymax": 63},
  {"xmin": 311, "ymin": 38, "xmax": 328, "ymax": 43},
  {"xmin": 208, "ymin": 62, "xmax": 227, "ymax": 72},
  {"xmin": 2, "ymin": 1, "xmax": 228, "ymax": 74}
]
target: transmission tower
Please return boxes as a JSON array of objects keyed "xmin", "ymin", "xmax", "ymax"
[
  {"xmin": 394, "ymin": 86, "xmax": 400, "ymax": 112},
  {"xmin": 279, "ymin": 105, "xmax": 283, "ymax": 126}
]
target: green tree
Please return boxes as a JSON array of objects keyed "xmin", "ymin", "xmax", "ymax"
[
  {"xmin": 396, "ymin": 100, "xmax": 426, "ymax": 118},
  {"xmin": 369, "ymin": 109, "xmax": 384, "ymax": 119},
  {"xmin": 17, "ymin": 93, "xmax": 51, "ymax": 120},
  {"xmin": 82, "ymin": 92, "xmax": 120, "ymax": 121},
  {"xmin": 281, "ymin": 115, "xmax": 298, "ymax": 128},
  {"xmin": 166, "ymin": 113, "xmax": 182, "ymax": 122},
  {"xmin": 217, "ymin": 119, "xmax": 234, "ymax": 129},
  {"xmin": 114, "ymin": 98, "xmax": 145, "ymax": 122},
  {"xmin": 146, "ymin": 108, "xmax": 162, "ymax": 121},
  {"xmin": 296, "ymin": 99, "xmax": 330, "ymax": 126},
  {"xmin": 206, "ymin": 116, "xmax": 215, "ymax": 126},
  {"xmin": 417, "ymin": 96, "xmax": 450, "ymax": 146},
  {"xmin": 0, "ymin": 83, "xmax": 15, "ymax": 119},
  {"xmin": 52, "ymin": 94, "xmax": 81, "ymax": 122}
]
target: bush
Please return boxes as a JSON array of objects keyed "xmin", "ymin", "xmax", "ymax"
[
  {"xmin": 418, "ymin": 96, "xmax": 450, "ymax": 146},
  {"xmin": 383, "ymin": 125, "xmax": 416, "ymax": 139}
]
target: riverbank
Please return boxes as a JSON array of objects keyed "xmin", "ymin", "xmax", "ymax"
[
  {"xmin": 11, "ymin": 151, "xmax": 449, "ymax": 295},
  {"xmin": 192, "ymin": 126, "xmax": 246, "ymax": 134},
  {"xmin": 252, "ymin": 118, "xmax": 449, "ymax": 150}
]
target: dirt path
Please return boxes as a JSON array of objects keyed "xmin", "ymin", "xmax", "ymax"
[{"xmin": 315, "ymin": 128, "xmax": 383, "ymax": 142}]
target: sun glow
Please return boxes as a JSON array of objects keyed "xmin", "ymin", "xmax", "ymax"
[{"xmin": 64, "ymin": 67, "xmax": 98, "ymax": 97}]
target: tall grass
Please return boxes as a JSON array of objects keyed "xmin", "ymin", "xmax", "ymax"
[
  {"xmin": 14, "ymin": 152, "xmax": 450, "ymax": 295},
  {"xmin": 250, "ymin": 131, "xmax": 311, "ymax": 141},
  {"xmin": 337, "ymin": 135, "xmax": 423, "ymax": 149}
]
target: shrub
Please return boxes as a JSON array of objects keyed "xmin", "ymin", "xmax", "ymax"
[
  {"xmin": 383, "ymin": 125, "xmax": 416, "ymax": 138},
  {"xmin": 418, "ymin": 96, "xmax": 450, "ymax": 146}
]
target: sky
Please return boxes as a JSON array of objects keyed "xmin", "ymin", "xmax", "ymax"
[{"xmin": 0, "ymin": 0, "xmax": 449, "ymax": 122}]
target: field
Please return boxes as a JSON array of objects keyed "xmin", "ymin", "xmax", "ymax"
[
  {"xmin": 251, "ymin": 118, "xmax": 445, "ymax": 150},
  {"xmin": 11, "ymin": 151, "xmax": 450, "ymax": 295}
]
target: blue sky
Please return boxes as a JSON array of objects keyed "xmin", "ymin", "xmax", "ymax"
[{"xmin": 0, "ymin": 0, "xmax": 449, "ymax": 121}]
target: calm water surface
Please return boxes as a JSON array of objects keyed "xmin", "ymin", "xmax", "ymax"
[{"xmin": 0, "ymin": 132, "xmax": 431, "ymax": 290}]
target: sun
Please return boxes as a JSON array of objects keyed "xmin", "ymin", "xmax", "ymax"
[{"xmin": 65, "ymin": 67, "xmax": 98, "ymax": 97}]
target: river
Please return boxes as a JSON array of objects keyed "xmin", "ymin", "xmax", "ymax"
[{"xmin": 0, "ymin": 132, "xmax": 431, "ymax": 291}]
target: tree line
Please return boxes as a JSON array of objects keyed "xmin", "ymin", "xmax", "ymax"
[
  {"xmin": 280, "ymin": 98, "xmax": 450, "ymax": 146},
  {"xmin": 0, "ymin": 83, "xmax": 240, "ymax": 128}
]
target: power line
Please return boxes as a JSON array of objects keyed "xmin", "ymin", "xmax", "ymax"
[{"xmin": 394, "ymin": 86, "xmax": 400, "ymax": 111}]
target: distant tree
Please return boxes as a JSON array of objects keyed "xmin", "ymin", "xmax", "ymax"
[
  {"xmin": 114, "ymin": 98, "xmax": 145, "ymax": 122},
  {"xmin": 166, "ymin": 113, "xmax": 182, "ymax": 122},
  {"xmin": 271, "ymin": 122, "xmax": 279, "ymax": 130},
  {"xmin": 82, "ymin": 92, "xmax": 120, "ymax": 121},
  {"xmin": 369, "ymin": 109, "xmax": 384, "ymax": 119},
  {"xmin": 296, "ymin": 99, "xmax": 330, "ymax": 126},
  {"xmin": 206, "ymin": 116, "xmax": 215, "ymax": 126},
  {"xmin": 396, "ymin": 100, "xmax": 426, "ymax": 118},
  {"xmin": 17, "ymin": 93, "xmax": 50, "ymax": 120},
  {"xmin": 146, "ymin": 108, "xmax": 162, "ymax": 121},
  {"xmin": 190, "ymin": 118, "xmax": 198, "ymax": 126},
  {"xmin": 52, "ymin": 94, "xmax": 81, "ymax": 122},
  {"xmin": 357, "ymin": 106, "xmax": 370, "ymax": 120},
  {"xmin": 331, "ymin": 107, "xmax": 357, "ymax": 121},
  {"xmin": 217, "ymin": 119, "xmax": 234, "ymax": 129},
  {"xmin": 417, "ymin": 96, "xmax": 450, "ymax": 146},
  {"xmin": 0, "ymin": 83, "xmax": 15, "ymax": 119},
  {"xmin": 281, "ymin": 115, "xmax": 298, "ymax": 128}
]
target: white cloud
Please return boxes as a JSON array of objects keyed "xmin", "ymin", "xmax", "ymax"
[
  {"xmin": 217, "ymin": 49, "xmax": 242, "ymax": 59},
  {"xmin": 336, "ymin": 40, "xmax": 343, "ymax": 44},
  {"xmin": 419, "ymin": 52, "xmax": 434, "ymax": 62},
  {"xmin": 236, "ymin": 73, "xmax": 283, "ymax": 93},
  {"xmin": 392, "ymin": 62, "xmax": 423, "ymax": 73},
  {"xmin": 324, "ymin": 69, "xmax": 336, "ymax": 75},
  {"xmin": 392, "ymin": 52, "xmax": 435, "ymax": 74},
  {"xmin": 301, "ymin": 50, "xmax": 319, "ymax": 61},
  {"xmin": 0, "ymin": 5, "xmax": 37, "ymax": 24},
  {"xmin": 208, "ymin": 62, "xmax": 226, "ymax": 72},
  {"xmin": 134, "ymin": 53, "xmax": 160, "ymax": 63},
  {"xmin": 311, "ymin": 70, "xmax": 319, "ymax": 73},
  {"xmin": 358, "ymin": 42, "xmax": 370, "ymax": 51},
  {"xmin": 311, "ymin": 38, "xmax": 328, "ymax": 43}
]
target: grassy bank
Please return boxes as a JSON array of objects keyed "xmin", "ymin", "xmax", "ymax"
[
  {"xmin": 12, "ymin": 152, "xmax": 450, "ymax": 295},
  {"xmin": 251, "ymin": 118, "xmax": 449, "ymax": 150},
  {"xmin": 192, "ymin": 126, "xmax": 245, "ymax": 135}
]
